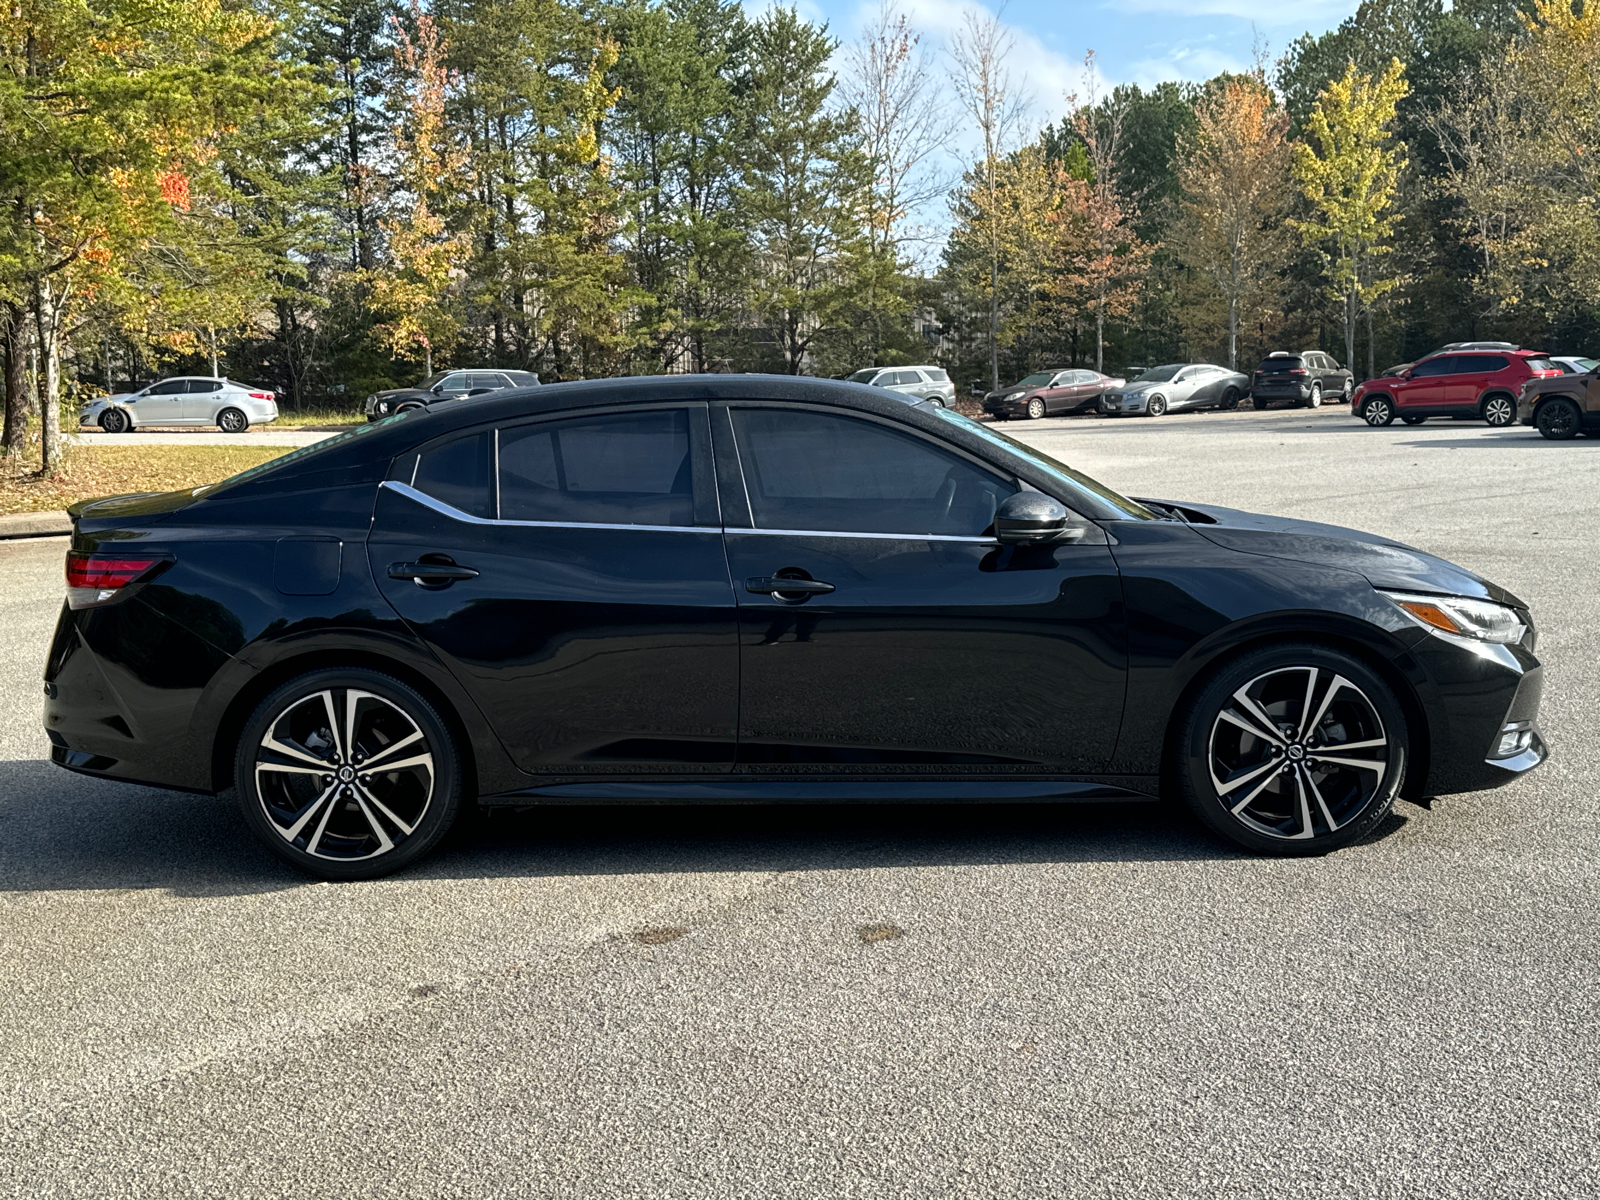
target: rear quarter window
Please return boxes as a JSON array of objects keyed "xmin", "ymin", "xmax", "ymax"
[{"xmin": 1467, "ymin": 355, "xmax": 1510, "ymax": 373}]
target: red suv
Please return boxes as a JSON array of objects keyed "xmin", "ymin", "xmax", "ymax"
[{"xmin": 1352, "ymin": 350, "xmax": 1560, "ymax": 427}]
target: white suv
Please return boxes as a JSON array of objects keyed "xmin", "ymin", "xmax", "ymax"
[{"xmin": 847, "ymin": 365, "xmax": 957, "ymax": 407}]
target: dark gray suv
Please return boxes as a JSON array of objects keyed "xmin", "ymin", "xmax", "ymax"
[
  {"xmin": 1251, "ymin": 351, "xmax": 1353, "ymax": 410},
  {"xmin": 365, "ymin": 369, "xmax": 540, "ymax": 420}
]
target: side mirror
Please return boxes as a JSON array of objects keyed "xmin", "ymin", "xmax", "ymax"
[
  {"xmin": 995, "ymin": 492, "xmax": 1075, "ymax": 544},
  {"xmin": 466, "ymin": 387, "xmax": 494, "ymax": 396}
]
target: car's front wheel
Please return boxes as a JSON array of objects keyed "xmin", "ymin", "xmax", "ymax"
[
  {"xmin": 217, "ymin": 407, "xmax": 249, "ymax": 433},
  {"xmin": 1482, "ymin": 395, "xmax": 1517, "ymax": 427},
  {"xmin": 1175, "ymin": 645, "xmax": 1407, "ymax": 855},
  {"xmin": 235, "ymin": 668, "xmax": 464, "ymax": 880},
  {"xmin": 1536, "ymin": 398, "xmax": 1581, "ymax": 440},
  {"xmin": 1361, "ymin": 396, "xmax": 1394, "ymax": 426},
  {"xmin": 1146, "ymin": 394, "xmax": 1167, "ymax": 417},
  {"xmin": 100, "ymin": 408, "xmax": 131, "ymax": 434},
  {"xmin": 1026, "ymin": 397, "xmax": 1046, "ymax": 419}
]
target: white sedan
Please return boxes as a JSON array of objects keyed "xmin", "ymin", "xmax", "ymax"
[{"xmin": 81, "ymin": 377, "xmax": 280, "ymax": 433}]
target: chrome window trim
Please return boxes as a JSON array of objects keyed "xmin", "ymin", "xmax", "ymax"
[
  {"xmin": 383, "ymin": 479, "xmax": 716, "ymax": 534},
  {"xmin": 384, "ymin": 480, "xmax": 998, "ymax": 542}
]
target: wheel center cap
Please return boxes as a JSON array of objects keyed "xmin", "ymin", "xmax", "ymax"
[
  {"xmin": 338, "ymin": 765, "xmax": 355, "ymax": 782},
  {"xmin": 1286, "ymin": 744, "xmax": 1306, "ymax": 761}
]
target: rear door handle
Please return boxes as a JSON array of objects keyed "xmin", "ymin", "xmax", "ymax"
[
  {"xmin": 388, "ymin": 560, "xmax": 480, "ymax": 586},
  {"xmin": 746, "ymin": 576, "xmax": 835, "ymax": 596}
]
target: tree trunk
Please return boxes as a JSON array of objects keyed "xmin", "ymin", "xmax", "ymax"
[
  {"xmin": 1227, "ymin": 296, "xmax": 1238, "ymax": 370},
  {"xmin": 1095, "ymin": 307, "xmax": 1105, "ymax": 373},
  {"xmin": 34, "ymin": 276, "xmax": 63, "ymax": 473},
  {"xmin": 1365, "ymin": 306, "xmax": 1375, "ymax": 380},
  {"xmin": 207, "ymin": 326, "xmax": 219, "ymax": 378},
  {"xmin": 1344, "ymin": 289, "xmax": 1357, "ymax": 378},
  {"xmin": 989, "ymin": 260, "xmax": 999, "ymax": 390},
  {"xmin": 1, "ymin": 301, "xmax": 28, "ymax": 454}
]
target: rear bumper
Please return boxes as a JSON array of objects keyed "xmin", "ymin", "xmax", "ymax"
[{"xmin": 1253, "ymin": 383, "xmax": 1310, "ymax": 402}]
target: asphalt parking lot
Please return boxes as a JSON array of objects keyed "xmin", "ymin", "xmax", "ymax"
[{"xmin": 2, "ymin": 405, "xmax": 1597, "ymax": 1198}]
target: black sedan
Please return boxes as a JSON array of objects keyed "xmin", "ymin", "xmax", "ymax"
[{"xmin": 45, "ymin": 375, "xmax": 1546, "ymax": 878}]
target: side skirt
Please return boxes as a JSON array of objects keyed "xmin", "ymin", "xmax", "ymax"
[{"xmin": 478, "ymin": 776, "xmax": 1163, "ymax": 806}]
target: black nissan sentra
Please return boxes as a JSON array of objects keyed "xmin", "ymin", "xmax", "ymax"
[{"xmin": 43, "ymin": 375, "xmax": 1546, "ymax": 878}]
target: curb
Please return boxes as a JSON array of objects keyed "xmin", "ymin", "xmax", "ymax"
[{"xmin": 0, "ymin": 511, "xmax": 71, "ymax": 540}]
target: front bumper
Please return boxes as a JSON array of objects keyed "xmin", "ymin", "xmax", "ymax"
[{"xmin": 1100, "ymin": 393, "xmax": 1148, "ymax": 415}]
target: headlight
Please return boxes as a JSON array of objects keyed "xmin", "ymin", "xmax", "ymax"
[
  {"xmin": 1382, "ymin": 590, "xmax": 1527, "ymax": 645},
  {"xmin": 377, "ymin": 400, "xmax": 390, "ymax": 413}
]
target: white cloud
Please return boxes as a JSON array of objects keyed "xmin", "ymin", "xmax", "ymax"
[
  {"xmin": 1126, "ymin": 45, "xmax": 1251, "ymax": 89},
  {"xmin": 1112, "ymin": 0, "xmax": 1353, "ymax": 21}
]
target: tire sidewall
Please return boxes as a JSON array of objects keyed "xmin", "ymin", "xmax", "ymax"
[
  {"xmin": 1027, "ymin": 397, "xmax": 1045, "ymax": 419},
  {"xmin": 1362, "ymin": 396, "xmax": 1393, "ymax": 426},
  {"xmin": 1537, "ymin": 399, "xmax": 1580, "ymax": 440},
  {"xmin": 1482, "ymin": 395, "xmax": 1515, "ymax": 427},
  {"xmin": 234, "ymin": 667, "xmax": 464, "ymax": 880},
  {"xmin": 1147, "ymin": 395, "xmax": 1167, "ymax": 417},
  {"xmin": 218, "ymin": 408, "xmax": 248, "ymax": 433},
  {"xmin": 101, "ymin": 409, "xmax": 129, "ymax": 434},
  {"xmin": 1175, "ymin": 643, "xmax": 1407, "ymax": 855}
]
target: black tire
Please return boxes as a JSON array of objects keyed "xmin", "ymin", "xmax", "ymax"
[
  {"xmin": 926, "ymin": 396, "xmax": 946, "ymax": 408},
  {"xmin": 1026, "ymin": 396, "xmax": 1046, "ymax": 419},
  {"xmin": 1340, "ymin": 378, "xmax": 1353, "ymax": 401},
  {"xmin": 100, "ymin": 408, "xmax": 131, "ymax": 434},
  {"xmin": 234, "ymin": 667, "xmax": 464, "ymax": 880},
  {"xmin": 1401, "ymin": 415, "xmax": 1426, "ymax": 425},
  {"xmin": 217, "ymin": 407, "xmax": 249, "ymax": 433},
  {"xmin": 1252, "ymin": 395, "xmax": 1270, "ymax": 411},
  {"xmin": 1536, "ymin": 398, "xmax": 1581, "ymax": 440},
  {"xmin": 1174, "ymin": 643, "xmax": 1407, "ymax": 856},
  {"xmin": 1219, "ymin": 387, "xmax": 1241, "ymax": 411},
  {"xmin": 1481, "ymin": 394, "xmax": 1517, "ymax": 428},
  {"xmin": 397, "ymin": 402, "xmax": 426, "ymax": 413},
  {"xmin": 1361, "ymin": 395, "xmax": 1395, "ymax": 426},
  {"xmin": 1304, "ymin": 383, "xmax": 1323, "ymax": 409},
  {"xmin": 1146, "ymin": 394, "xmax": 1168, "ymax": 417}
]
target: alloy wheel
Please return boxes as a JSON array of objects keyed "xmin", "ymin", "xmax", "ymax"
[
  {"xmin": 253, "ymin": 688, "xmax": 435, "ymax": 862},
  {"xmin": 1537, "ymin": 399, "xmax": 1580, "ymax": 440},
  {"xmin": 1147, "ymin": 395, "xmax": 1167, "ymax": 417},
  {"xmin": 1208, "ymin": 666, "xmax": 1390, "ymax": 842},
  {"xmin": 101, "ymin": 408, "xmax": 130, "ymax": 434},
  {"xmin": 218, "ymin": 407, "xmax": 248, "ymax": 433},
  {"xmin": 1362, "ymin": 397, "xmax": 1393, "ymax": 426},
  {"xmin": 1307, "ymin": 383, "xmax": 1322, "ymax": 408},
  {"xmin": 1483, "ymin": 396, "xmax": 1516, "ymax": 427},
  {"xmin": 1026, "ymin": 397, "xmax": 1046, "ymax": 419}
]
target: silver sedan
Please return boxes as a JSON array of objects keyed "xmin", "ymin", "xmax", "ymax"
[
  {"xmin": 81, "ymin": 377, "xmax": 280, "ymax": 433},
  {"xmin": 1100, "ymin": 364, "xmax": 1251, "ymax": 417}
]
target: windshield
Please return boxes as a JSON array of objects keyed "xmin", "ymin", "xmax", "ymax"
[
  {"xmin": 931, "ymin": 408, "xmax": 1157, "ymax": 521},
  {"xmin": 1567, "ymin": 357, "xmax": 1599, "ymax": 372},
  {"xmin": 195, "ymin": 410, "xmax": 424, "ymax": 496},
  {"xmin": 1016, "ymin": 372, "xmax": 1055, "ymax": 387},
  {"xmin": 848, "ymin": 369, "xmax": 880, "ymax": 383},
  {"xmin": 1133, "ymin": 365, "xmax": 1183, "ymax": 383}
]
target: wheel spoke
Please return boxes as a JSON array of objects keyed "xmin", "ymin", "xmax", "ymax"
[
  {"xmin": 1302, "ymin": 766, "xmax": 1342, "ymax": 832},
  {"xmin": 256, "ymin": 762, "xmax": 328, "ymax": 777},
  {"xmin": 359, "ymin": 729, "xmax": 424, "ymax": 770},
  {"xmin": 1316, "ymin": 754, "xmax": 1387, "ymax": 784},
  {"xmin": 1314, "ymin": 737, "xmax": 1386, "ymax": 753},
  {"xmin": 271, "ymin": 779, "xmax": 339, "ymax": 843},
  {"xmin": 1229, "ymin": 767, "xmax": 1283, "ymax": 815},
  {"xmin": 368, "ymin": 752, "xmax": 433, "ymax": 775},
  {"xmin": 1229, "ymin": 688, "xmax": 1288, "ymax": 745},
  {"xmin": 261, "ymin": 735, "xmax": 331, "ymax": 769},
  {"xmin": 1290, "ymin": 769, "xmax": 1316, "ymax": 840},
  {"xmin": 1303, "ymin": 674, "xmax": 1348, "ymax": 739},
  {"xmin": 1299, "ymin": 668, "xmax": 1318, "ymax": 734},
  {"xmin": 343, "ymin": 690, "xmax": 366, "ymax": 767},
  {"xmin": 350, "ymin": 791, "xmax": 396, "ymax": 855},
  {"xmin": 305, "ymin": 790, "xmax": 341, "ymax": 856},
  {"xmin": 319, "ymin": 690, "xmax": 344, "ymax": 761},
  {"xmin": 357, "ymin": 782, "xmax": 417, "ymax": 837},
  {"xmin": 1212, "ymin": 756, "xmax": 1280, "ymax": 796}
]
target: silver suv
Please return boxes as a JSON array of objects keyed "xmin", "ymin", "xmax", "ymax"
[{"xmin": 847, "ymin": 365, "xmax": 957, "ymax": 407}]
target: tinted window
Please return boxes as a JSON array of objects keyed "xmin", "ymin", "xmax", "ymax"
[
  {"xmin": 731, "ymin": 408, "xmax": 1013, "ymax": 536},
  {"xmin": 186, "ymin": 379, "xmax": 222, "ymax": 393},
  {"xmin": 925, "ymin": 368, "xmax": 949, "ymax": 382},
  {"xmin": 413, "ymin": 431, "xmax": 493, "ymax": 518},
  {"xmin": 1258, "ymin": 357, "xmax": 1299, "ymax": 372},
  {"xmin": 500, "ymin": 409, "xmax": 693, "ymax": 526},
  {"xmin": 467, "ymin": 373, "xmax": 506, "ymax": 390},
  {"xmin": 148, "ymin": 380, "xmax": 188, "ymax": 395},
  {"xmin": 1464, "ymin": 355, "xmax": 1509, "ymax": 373},
  {"xmin": 894, "ymin": 371, "xmax": 920, "ymax": 386},
  {"xmin": 1410, "ymin": 356, "xmax": 1455, "ymax": 378}
]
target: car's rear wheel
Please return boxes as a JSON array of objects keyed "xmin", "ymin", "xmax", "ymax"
[
  {"xmin": 1175, "ymin": 644, "xmax": 1407, "ymax": 855},
  {"xmin": 1303, "ymin": 383, "xmax": 1323, "ymax": 409},
  {"xmin": 1361, "ymin": 396, "xmax": 1394, "ymax": 426},
  {"xmin": 235, "ymin": 668, "xmax": 464, "ymax": 880},
  {"xmin": 1219, "ymin": 387, "xmax": 1241, "ymax": 411},
  {"xmin": 217, "ymin": 407, "xmax": 249, "ymax": 433},
  {"xmin": 1147, "ymin": 394, "xmax": 1167, "ymax": 417},
  {"xmin": 1026, "ymin": 397, "xmax": 1046, "ymax": 419},
  {"xmin": 1482, "ymin": 395, "xmax": 1516, "ymax": 427},
  {"xmin": 100, "ymin": 408, "xmax": 131, "ymax": 434},
  {"xmin": 926, "ymin": 396, "xmax": 946, "ymax": 408},
  {"xmin": 1252, "ymin": 395, "xmax": 1270, "ymax": 411},
  {"xmin": 1536, "ymin": 398, "xmax": 1581, "ymax": 440}
]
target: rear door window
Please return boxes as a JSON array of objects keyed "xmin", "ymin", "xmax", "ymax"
[
  {"xmin": 148, "ymin": 380, "xmax": 188, "ymax": 395},
  {"xmin": 186, "ymin": 379, "xmax": 223, "ymax": 393},
  {"xmin": 730, "ymin": 407, "xmax": 1014, "ymax": 537},
  {"xmin": 411, "ymin": 431, "xmax": 493, "ymax": 518},
  {"xmin": 467, "ymin": 373, "xmax": 506, "ymax": 390},
  {"xmin": 499, "ymin": 409, "xmax": 696, "ymax": 526}
]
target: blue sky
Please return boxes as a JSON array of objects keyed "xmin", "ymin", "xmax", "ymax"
[{"xmin": 800, "ymin": 0, "xmax": 1362, "ymax": 121}]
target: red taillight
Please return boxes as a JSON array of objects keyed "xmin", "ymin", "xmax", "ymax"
[
  {"xmin": 1289, "ymin": 368, "xmax": 1308, "ymax": 375},
  {"xmin": 249, "ymin": 391, "xmax": 274, "ymax": 400},
  {"xmin": 65, "ymin": 552, "xmax": 166, "ymax": 609}
]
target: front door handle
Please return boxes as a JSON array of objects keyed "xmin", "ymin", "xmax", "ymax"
[
  {"xmin": 746, "ymin": 576, "xmax": 835, "ymax": 596},
  {"xmin": 389, "ymin": 560, "xmax": 480, "ymax": 587}
]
